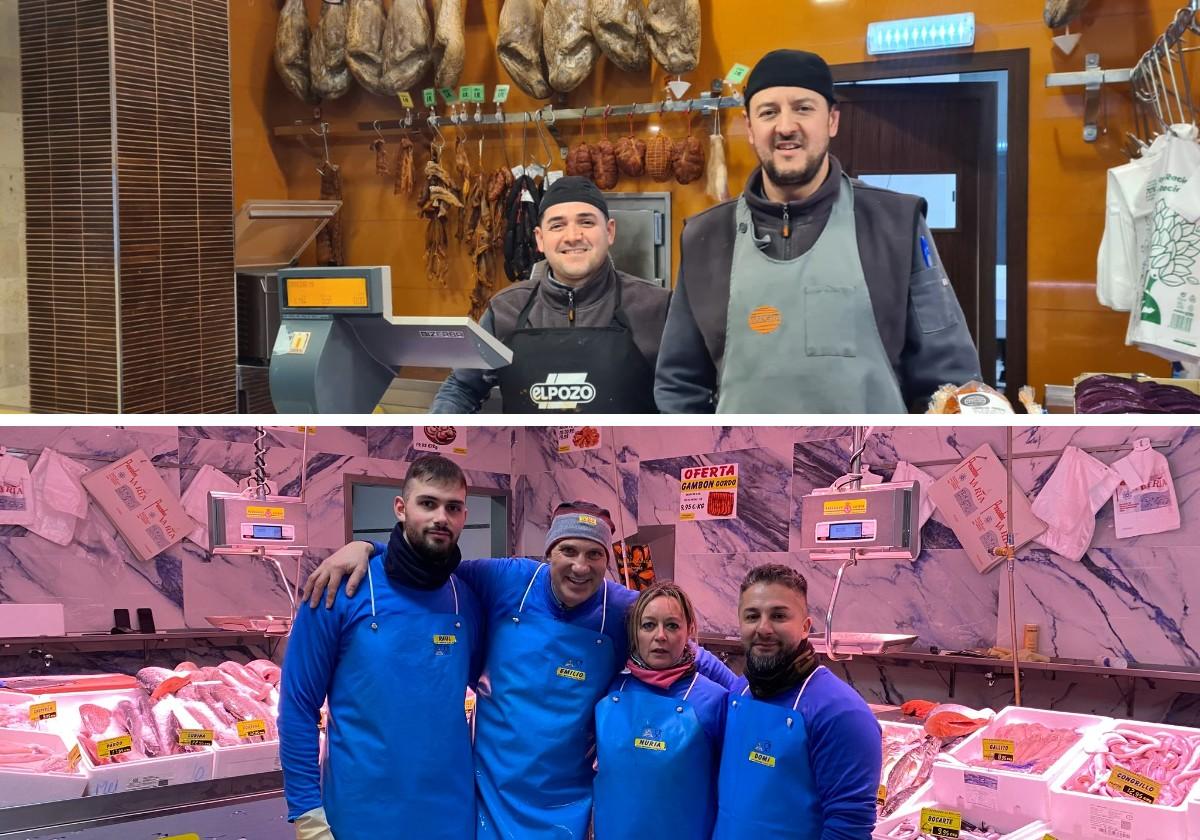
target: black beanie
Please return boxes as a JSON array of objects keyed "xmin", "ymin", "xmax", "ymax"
[
  {"xmin": 538, "ymin": 175, "xmax": 610, "ymax": 222},
  {"xmin": 745, "ymin": 49, "xmax": 837, "ymax": 109}
]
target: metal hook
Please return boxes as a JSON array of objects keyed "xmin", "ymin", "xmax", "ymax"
[
  {"xmin": 310, "ymin": 121, "xmax": 331, "ymax": 173},
  {"xmin": 534, "ymin": 109, "xmax": 555, "ymax": 169},
  {"xmin": 372, "ymin": 120, "xmax": 385, "ymax": 144},
  {"xmin": 428, "ymin": 113, "xmax": 446, "ymax": 151},
  {"xmin": 522, "ymin": 112, "xmax": 530, "ymax": 168}
]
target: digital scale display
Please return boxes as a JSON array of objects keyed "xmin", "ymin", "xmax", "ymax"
[
  {"xmin": 284, "ymin": 277, "xmax": 369, "ymax": 309},
  {"xmin": 250, "ymin": 524, "xmax": 286, "ymax": 540},
  {"xmin": 827, "ymin": 522, "xmax": 864, "ymax": 540}
]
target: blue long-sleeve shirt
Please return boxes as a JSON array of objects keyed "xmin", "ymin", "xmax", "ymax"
[
  {"xmin": 731, "ymin": 668, "xmax": 882, "ymax": 840},
  {"xmin": 279, "ymin": 554, "xmax": 483, "ymax": 821},
  {"xmin": 606, "ymin": 669, "xmax": 729, "ymax": 763},
  {"xmin": 366, "ymin": 548, "xmax": 740, "ymax": 691}
]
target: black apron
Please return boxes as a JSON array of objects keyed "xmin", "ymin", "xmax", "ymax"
[{"xmin": 496, "ymin": 279, "xmax": 657, "ymax": 413}]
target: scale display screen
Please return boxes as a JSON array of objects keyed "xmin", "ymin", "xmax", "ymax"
[
  {"xmin": 827, "ymin": 522, "xmax": 865, "ymax": 540},
  {"xmin": 284, "ymin": 277, "xmax": 369, "ymax": 309},
  {"xmin": 250, "ymin": 524, "xmax": 286, "ymax": 540}
]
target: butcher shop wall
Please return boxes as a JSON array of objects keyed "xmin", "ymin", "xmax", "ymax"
[{"xmin": 232, "ymin": 0, "xmax": 1183, "ymax": 393}]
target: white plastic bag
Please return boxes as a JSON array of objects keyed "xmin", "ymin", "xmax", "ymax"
[
  {"xmin": 27, "ymin": 448, "xmax": 90, "ymax": 545},
  {"xmin": 1111, "ymin": 438, "xmax": 1181, "ymax": 538},
  {"xmin": 181, "ymin": 464, "xmax": 239, "ymax": 547},
  {"xmin": 1031, "ymin": 446, "xmax": 1122, "ymax": 562},
  {"xmin": 892, "ymin": 460, "xmax": 937, "ymax": 530},
  {"xmin": 0, "ymin": 451, "xmax": 33, "ymax": 526}
]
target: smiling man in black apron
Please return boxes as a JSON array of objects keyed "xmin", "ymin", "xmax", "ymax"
[
  {"xmin": 654, "ymin": 49, "xmax": 982, "ymax": 414},
  {"xmin": 431, "ymin": 177, "xmax": 670, "ymax": 413}
]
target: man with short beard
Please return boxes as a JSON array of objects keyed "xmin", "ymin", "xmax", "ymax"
[
  {"xmin": 654, "ymin": 49, "xmax": 981, "ymax": 414},
  {"xmin": 279, "ymin": 455, "xmax": 484, "ymax": 840},
  {"xmin": 714, "ymin": 564, "xmax": 881, "ymax": 840}
]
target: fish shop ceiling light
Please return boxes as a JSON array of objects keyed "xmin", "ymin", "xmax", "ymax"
[{"xmin": 866, "ymin": 13, "xmax": 976, "ymax": 55}]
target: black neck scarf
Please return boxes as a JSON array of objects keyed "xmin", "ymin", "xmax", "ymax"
[
  {"xmin": 745, "ymin": 637, "xmax": 819, "ymax": 700},
  {"xmin": 383, "ymin": 522, "xmax": 462, "ymax": 591}
]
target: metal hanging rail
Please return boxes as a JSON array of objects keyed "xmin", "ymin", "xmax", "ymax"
[{"xmin": 864, "ymin": 439, "xmax": 1173, "ymax": 472}]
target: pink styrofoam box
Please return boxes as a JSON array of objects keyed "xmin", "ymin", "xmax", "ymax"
[
  {"xmin": 211, "ymin": 736, "xmax": 281, "ymax": 779},
  {"xmin": 0, "ymin": 727, "xmax": 88, "ymax": 807},
  {"xmin": 1187, "ymin": 781, "xmax": 1200, "ymax": 840},
  {"xmin": 0, "ymin": 603, "xmax": 66, "ymax": 637},
  {"xmin": 872, "ymin": 794, "xmax": 1045, "ymax": 840},
  {"xmin": 1048, "ymin": 719, "xmax": 1200, "ymax": 840},
  {"xmin": 930, "ymin": 706, "xmax": 1112, "ymax": 833}
]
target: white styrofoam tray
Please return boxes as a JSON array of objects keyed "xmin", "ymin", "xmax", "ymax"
[
  {"xmin": 1048, "ymin": 719, "xmax": 1200, "ymax": 840},
  {"xmin": 0, "ymin": 727, "xmax": 88, "ymax": 807},
  {"xmin": 931, "ymin": 706, "xmax": 1112, "ymax": 833},
  {"xmin": 211, "ymin": 738, "xmax": 281, "ymax": 779},
  {"xmin": 872, "ymin": 793, "xmax": 1048, "ymax": 840},
  {"xmin": 37, "ymin": 687, "xmax": 215, "ymax": 796}
]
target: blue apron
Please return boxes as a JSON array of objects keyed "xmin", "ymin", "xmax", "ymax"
[
  {"xmin": 474, "ymin": 564, "xmax": 617, "ymax": 840},
  {"xmin": 593, "ymin": 673, "xmax": 715, "ymax": 840},
  {"xmin": 324, "ymin": 568, "xmax": 475, "ymax": 840},
  {"xmin": 713, "ymin": 667, "xmax": 825, "ymax": 840}
]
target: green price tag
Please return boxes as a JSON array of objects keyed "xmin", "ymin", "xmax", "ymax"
[
  {"xmin": 398, "ymin": 91, "xmax": 414, "ymax": 108},
  {"xmin": 725, "ymin": 63, "xmax": 750, "ymax": 85},
  {"xmin": 493, "ymin": 84, "xmax": 511, "ymax": 104},
  {"xmin": 471, "ymin": 84, "xmax": 486, "ymax": 102},
  {"xmin": 459, "ymin": 84, "xmax": 485, "ymax": 103},
  {"xmin": 422, "ymin": 88, "xmax": 436, "ymax": 107},
  {"xmin": 439, "ymin": 87, "xmax": 457, "ymax": 103}
]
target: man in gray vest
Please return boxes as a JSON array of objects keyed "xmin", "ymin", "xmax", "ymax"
[{"xmin": 654, "ymin": 49, "xmax": 982, "ymax": 414}]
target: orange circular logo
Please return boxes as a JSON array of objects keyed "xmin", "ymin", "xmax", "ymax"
[{"xmin": 748, "ymin": 306, "xmax": 782, "ymax": 334}]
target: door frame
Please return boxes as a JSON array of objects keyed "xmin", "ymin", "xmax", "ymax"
[
  {"xmin": 342, "ymin": 474, "xmax": 514, "ymax": 552},
  {"xmin": 831, "ymin": 48, "xmax": 1030, "ymax": 401}
]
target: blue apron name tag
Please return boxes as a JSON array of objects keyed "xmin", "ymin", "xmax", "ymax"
[
  {"xmin": 556, "ymin": 666, "xmax": 587, "ymax": 681},
  {"xmin": 748, "ymin": 750, "xmax": 776, "ymax": 767},
  {"xmin": 634, "ymin": 737, "xmax": 667, "ymax": 751},
  {"xmin": 433, "ymin": 634, "xmax": 457, "ymax": 644}
]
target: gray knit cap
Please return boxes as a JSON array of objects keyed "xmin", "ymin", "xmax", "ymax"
[{"xmin": 545, "ymin": 501, "xmax": 614, "ymax": 558}]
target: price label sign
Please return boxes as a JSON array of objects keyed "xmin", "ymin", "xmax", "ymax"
[
  {"xmin": 98, "ymin": 735, "xmax": 133, "ymax": 759},
  {"xmin": 237, "ymin": 719, "xmax": 268, "ymax": 739},
  {"xmin": 493, "ymin": 84, "xmax": 511, "ymax": 104},
  {"xmin": 422, "ymin": 88, "xmax": 437, "ymax": 107},
  {"xmin": 725, "ymin": 63, "xmax": 751, "ymax": 84},
  {"xmin": 439, "ymin": 87, "xmax": 457, "ymax": 103},
  {"xmin": 876, "ymin": 785, "xmax": 887, "ymax": 807},
  {"xmin": 679, "ymin": 463, "xmax": 739, "ymax": 521},
  {"xmin": 919, "ymin": 808, "xmax": 962, "ymax": 838},
  {"xmin": 982, "ymin": 738, "xmax": 1016, "ymax": 763},
  {"xmin": 29, "ymin": 701, "xmax": 57, "ymax": 722},
  {"xmin": 398, "ymin": 91, "xmax": 414, "ymax": 108},
  {"xmin": 1108, "ymin": 764, "xmax": 1161, "ymax": 804},
  {"xmin": 178, "ymin": 729, "xmax": 214, "ymax": 747},
  {"xmin": 67, "ymin": 743, "xmax": 82, "ymax": 771},
  {"xmin": 460, "ymin": 84, "xmax": 485, "ymax": 103}
]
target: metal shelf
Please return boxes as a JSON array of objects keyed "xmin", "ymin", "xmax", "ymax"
[
  {"xmin": 0, "ymin": 771, "xmax": 283, "ymax": 837},
  {"xmin": 0, "ymin": 629, "xmax": 287, "ymax": 664}
]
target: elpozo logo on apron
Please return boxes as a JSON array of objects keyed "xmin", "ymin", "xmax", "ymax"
[
  {"xmin": 749, "ymin": 739, "xmax": 776, "ymax": 767},
  {"xmin": 530, "ymin": 373, "xmax": 596, "ymax": 410},
  {"xmin": 556, "ymin": 658, "xmax": 587, "ymax": 682}
]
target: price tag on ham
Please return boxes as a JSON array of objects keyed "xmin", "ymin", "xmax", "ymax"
[
  {"xmin": 29, "ymin": 701, "xmax": 57, "ymax": 722},
  {"xmin": 398, "ymin": 92, "xmax": 414, "ymax": 108},
  {"xmin": 725, "ymin": 63, "xmax": 750, "ymax": 84},
  {"xmin": 237, "ymin": 719, "xmax": 268, "ymax": 740},
  {"xmin": 876, "ymin": 785, "xmax": 886, "ymax": 807},
  {"xmin": 493, "ymin": 84, "xmax": 510, "ymax": 104},
  {"xmin": 919, "ymin": 808, "xmax": 962, "ymax": 838},
  {"xmin": 422, "ymin": 88, "xmax": 436, "ymax": 106},
  {"xmin": 178, "ymin": 729, "xmax": 214, "ymax": 747},
  {"xmin": 679, "ymin": 463, "xmax": 738, "ymax": 521},
  {"xmin": 981, "ymin": 738, "xmax": 1015, "ymax": 763},
  {"xmin": 1107, "ymin": 765, "xmax": 1162, "ymax": 804},
  {"xmin": 97, "ymin": 735, "xmax": 133, "ymax": 759}
]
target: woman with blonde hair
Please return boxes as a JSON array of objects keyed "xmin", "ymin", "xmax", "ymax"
[{"xmin": 592, "ymin": 581, "xmax": 731, "ymax": 839}]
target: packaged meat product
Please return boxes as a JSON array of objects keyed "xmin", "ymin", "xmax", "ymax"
[
  {"xmin": 274, "ymin": 0, "xmax": 317, "ymax": 104},
  {"xmin": 927, "ymin": 381, "xmax": 1014, "ymax": 414},
  {"xmin": 380, "ymin": 0, "xmax": 433, "ymax": 95},
  {"xmin": 497, "ymin": 0, "xmax": 551, "ymax": 99},
  {"xmin": 310, "ymin": 0, "xmax": 351, "ymax": 101},
  {"xmin": 346, "ymin": 0, "xmax": 388, "ymax": 95},
  {"xmin": 672, "ymin": 111, "xmax": 705, "ymax": 185},
  {"xmin": 588, "ymin": 0, "xmax": 649, "ymax": 73},
  {"xmin": 645, "ymin": 0, "xmax": 701, "ymax": 75},
  {"xmin": 645, "ymin": 131, "xmax": 674, "ymax": 182},
  {"xmin": 615, "ymin": 112, "xmax": 646, "ymax": 177},
  {"xmin": 544, "ymin": 0, "xmax": 599, "ymax": 93},
  {"xmin": 706, "ymin": 130, "xmax": 729, "ymax": 201},
  {"xmin": 431, "ymin": 0, "xmax": 466, "ymax": 89}
]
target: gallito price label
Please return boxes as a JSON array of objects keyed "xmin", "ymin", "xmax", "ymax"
[{"xmin": 982, "ymin": 738, "xmax": 1015, "ymax": 763}]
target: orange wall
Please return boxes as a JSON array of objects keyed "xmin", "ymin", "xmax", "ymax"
[{"xmin": 229, "ymin": 0, "xmax": 1177, "ymax": 394}]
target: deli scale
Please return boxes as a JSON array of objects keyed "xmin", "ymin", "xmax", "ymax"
[{"xmin": 798, "ymin": 427, "xmax": 921, "ymax": 660}]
